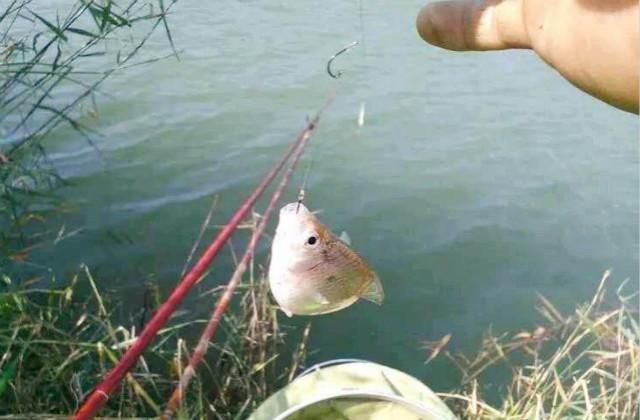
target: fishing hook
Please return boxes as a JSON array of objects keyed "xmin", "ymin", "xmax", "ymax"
[{"xmin": 327, "ymin": 40, "xmax": 359, "ymax": 79}]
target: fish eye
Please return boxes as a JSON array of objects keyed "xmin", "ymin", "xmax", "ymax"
[{"xmin": 306, "ymin": 235, "xmax": 318, "ymax": 246}]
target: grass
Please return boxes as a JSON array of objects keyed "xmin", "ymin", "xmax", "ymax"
[
  {"xmin": 436, "ymin": 270, "xmax": 639, "ymax": 419},
  {"xmin": 0, "ymin": 263, "xmax": 310, "ymax": 418},
  {"xmin": 0, "ymin": 201, "xmax": 311, "ymax": 418},
  {"xmin": 0, "ymin": 258, "xmax": 635, "ymax": 419},
  {"xmin": 1, "ymin": 0, "xmax": 178, "ymax": 260}
]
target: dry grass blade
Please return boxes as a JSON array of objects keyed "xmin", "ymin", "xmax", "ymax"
[
  {"xmin": 181, "ymin": 195, "xmax": 219, "ymax": 277},
  {"xmin": 0, "ymin": 257, "xmax": 312, "ymax": 418},
  {"xmin": 422, "ymin": 333, "xmax": 452, "ymax": 365},
  {"xmin": 288, "ymin": 322, "xmax": 312, "ymax": 382},
  {"xmin": 438, "ymin": 271, "xmax": 638, "ymax": 419}
]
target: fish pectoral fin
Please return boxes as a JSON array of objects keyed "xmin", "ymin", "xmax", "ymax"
[
  {"xmin": 338, "ymin": 231, "xmax": 352, "ymax": 246},
  {"xmin": 360, "ymin": 273, "xmax": 384, "ymax": 305}
]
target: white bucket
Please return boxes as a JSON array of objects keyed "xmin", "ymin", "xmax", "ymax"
[{"xmin": 248, "ymin": 359, "xmax": 457, "ymax": 420}]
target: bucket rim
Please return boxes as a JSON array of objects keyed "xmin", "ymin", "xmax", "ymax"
[
  {"xmin": 273, "ymin": 389, "xmax": 447, "ymax": 420},
  {"xmin": 296, "ymin": 358, "xmax": 371, "ymax": 379}
]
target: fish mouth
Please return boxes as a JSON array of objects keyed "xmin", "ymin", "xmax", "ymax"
[
  {"xmin": 280, "ymin": 202, "xmax": 311, "ymax": 216},
  {"xmin": 275, "ymin": 202, "xmax": 318, "ymax": 241}
]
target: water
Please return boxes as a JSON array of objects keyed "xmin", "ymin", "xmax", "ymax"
[{"xmin": 31, "ymin": 0, "xmax": 639, "ymax": 395}]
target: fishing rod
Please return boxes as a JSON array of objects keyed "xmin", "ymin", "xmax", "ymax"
[
  {"xmin": 74, "ymin": 95, "xmax": 335, "ymax": 420},
  {"xmin": 162, "ymin": 109, "xmax": 323, "ymax": 418}
]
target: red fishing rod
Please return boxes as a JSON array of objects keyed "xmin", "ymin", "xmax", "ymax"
[
  {"xmin": 74, "ymin": 97, "xmax": 333, "ymax": 419},
  {"xmin": 162, "ymin": 118, "xmax": 315, "ymax": 418}
]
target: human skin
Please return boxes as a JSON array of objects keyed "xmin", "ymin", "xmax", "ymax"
[{"xmin": 416, "ymin": 0, "xmax": 639, "ymax": 114}]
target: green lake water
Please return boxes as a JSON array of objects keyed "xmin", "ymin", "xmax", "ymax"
[{"xmin": 24, "ymin": 0, "xmax": 639, "ymax": 396}]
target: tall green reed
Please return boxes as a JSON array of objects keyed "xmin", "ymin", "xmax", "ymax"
[{"xmin": 0, "ymin": 0, "xmax": 177, "ymax": 259}]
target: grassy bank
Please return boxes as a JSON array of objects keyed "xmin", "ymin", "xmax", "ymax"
[
  {"xmin": 440, "ymin": 271, "xmax": 639, "ymax": 419},
  {"xmin": 0, "ymin": 268, "xmax": 636, "ymax": 418},
  {"xmin": 0, "ymin": 262, "xmax": 310, "ymax": 418}
]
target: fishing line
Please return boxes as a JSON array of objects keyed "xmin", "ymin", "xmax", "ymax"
[
  {"xmin": 74, "ymin": 98, "xmax": 334, "ymax": 419},
  {"xmin": 326, "ymin": 0, "xmax": 366, "ymax": 79},
  {"xmin": 300, "ymin": 1, "xmax": 368, "ymax": 213},
  {"xmin": 357, "ymin": 0, "xmax": 367, "ymax": 130},
  {"xmin": 295, "ymin": 158, "xmax": 313, "ymax": 213},
  {"xmin": 358, "ymin": 0, "xmax": 366, "ymax": 55}
]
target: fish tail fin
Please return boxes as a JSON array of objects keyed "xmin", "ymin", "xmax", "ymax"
[{"xmin": 361, "ymin": 272, "xmax": 384, "ymax": 305}]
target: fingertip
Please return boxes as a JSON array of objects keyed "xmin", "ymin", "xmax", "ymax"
[
  {"xmin": 416, "ymin": 3, "xmax": 438, "ymax": 46},
  {"xmin": 417, "ymin": 0, "xmax": 529, "ymax": 52},
  {"xmin": 416, "ymin": 1, "xmax": 468, "ymax": 51}
]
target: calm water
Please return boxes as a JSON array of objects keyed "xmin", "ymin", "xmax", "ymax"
[{"xmin": 32, "ymin": 1, "xmax": 639, "ymax": 394}]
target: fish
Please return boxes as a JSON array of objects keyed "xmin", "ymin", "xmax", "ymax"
[{"xmin": 268, "ymin": 202, "xmax": 384, "ymax": 317}]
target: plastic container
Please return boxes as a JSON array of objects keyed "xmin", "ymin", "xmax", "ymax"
[{"xmin": 248, "ymin": 359, "xmax": 457, "ymax": 420}]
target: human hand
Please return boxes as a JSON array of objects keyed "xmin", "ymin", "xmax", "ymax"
[{"xmin": 416, "ymin": 0, "xmax": 639, "ymax": 114}]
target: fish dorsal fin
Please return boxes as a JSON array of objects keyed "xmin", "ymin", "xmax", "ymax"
[
  {"xmin": 338, "ymin": 231, "xmax": 351, "ymax": 246},
  {"xmin": 361, "ymin": 272, "xmax": 384, "ymax": 305}
]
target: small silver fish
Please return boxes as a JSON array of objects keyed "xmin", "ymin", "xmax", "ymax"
[{"xmin": 268, "ymin": 202, "xmax": 384, "ymax": 316}]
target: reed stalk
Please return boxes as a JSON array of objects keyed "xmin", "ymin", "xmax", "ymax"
[{"xmin": 434, "ymin": 271, "xmax": 639, "ymax": 419}]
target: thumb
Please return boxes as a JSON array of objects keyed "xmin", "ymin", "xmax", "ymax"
[{"xmin": 416, "ymin": 0, "xmax": 530, "ymax": 51}]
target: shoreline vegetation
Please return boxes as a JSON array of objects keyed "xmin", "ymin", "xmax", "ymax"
[
  {"xmin": 0, "ymin": 260, "xmax": 310, "ymax": 418},
  {"xmin": 0, "ymin": 264, "xmax": 637, "ymax": 418},
  {"xmin": 1, "ymin": 0, "xmax": 178, "ymax": 263},
  {"xmin": 437, "ymin": 270, "xmax": 639, "ymax": 419},
  {"xmin": 1, "ymin": 1, "xmax": 638, "ymax": 419}
]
